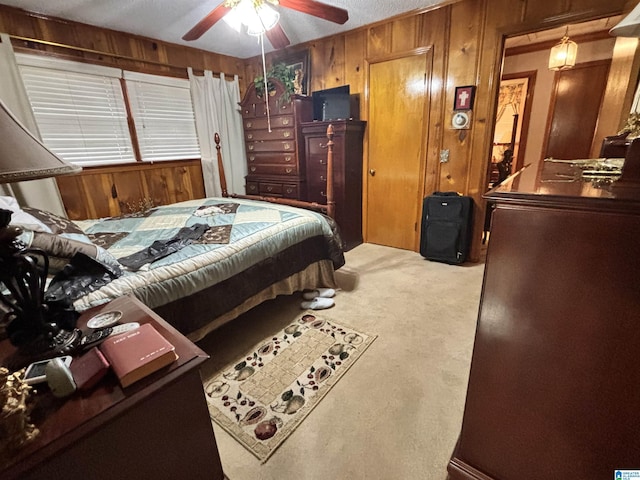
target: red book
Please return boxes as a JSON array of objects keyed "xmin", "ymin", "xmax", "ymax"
[
  {"xmin": 99, "ymin": 323, "xmax": 178, "ymax": 388},
  {"xmin": 70, "ymin": 347, "xmax": 110, "ymax": 391}
]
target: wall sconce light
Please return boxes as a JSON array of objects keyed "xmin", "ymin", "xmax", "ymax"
[{"xmin": 548, "ymin": 29, "xmax": 578, "ymax": 71}]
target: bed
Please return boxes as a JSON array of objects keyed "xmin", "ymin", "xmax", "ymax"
[
  {"xmin": 72, "ymin": 198, "xmax": 343, "ymax": 341},
  {"xmin": 3, "ymin": 126, "xmax": 345, "ymax": 343}
]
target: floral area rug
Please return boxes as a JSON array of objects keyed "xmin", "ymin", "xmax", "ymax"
[{"xmin": 203, "ymin": 312, "xmax": 376, "ymax": 462}]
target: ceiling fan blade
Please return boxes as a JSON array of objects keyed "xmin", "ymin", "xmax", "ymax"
[
  {"xmin": 183, "ymin": 3, "xmax": 231, "ymax": 41},
  {"xmin": 266, "ymin": 24, "xmax": 291, "ymax": 49},
  {"xmin": 278, "ymin": 0, "xmax": 349, "ymax": 24}
]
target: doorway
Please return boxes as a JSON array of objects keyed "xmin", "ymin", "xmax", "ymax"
[{"xmin": 366, "ymin": 51, "xmax": 431, "ymax": 251}]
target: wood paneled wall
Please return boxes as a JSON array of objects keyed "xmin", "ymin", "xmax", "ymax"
[
  {"xmin": 0, "ymin": 4, "xmax": 244, "ymax": 83},
  {"xmin": 244, "ymin": 0, "xmax": 631, "ymax": 260},
  {"xmin": 1, "ymin": 1, "xmax": 634, "ymax": 255}
]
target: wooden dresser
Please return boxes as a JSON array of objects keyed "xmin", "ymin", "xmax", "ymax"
[
  {"xmin": 240, "ymin": 78, "xmax": 312, "ymax": 199},
  {"xmin": 448, "ymin": 160, "xmax": 640, "ymax": 480},
  {"xmin": 301, "ymin": 120, "xmax": 366, "ymax": 251}
]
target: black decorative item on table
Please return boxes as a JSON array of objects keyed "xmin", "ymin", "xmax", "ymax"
[{"xmin": 0, "ymin": 209, "xmax": 81, "ymax": 364}]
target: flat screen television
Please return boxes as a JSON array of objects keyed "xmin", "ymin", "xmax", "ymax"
[{"xmin": 312, "ymin": 85, "xmax": 352, "ymax": 121}]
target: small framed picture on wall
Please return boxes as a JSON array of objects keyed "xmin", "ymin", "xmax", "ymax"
[
  {"xmin": 276, "ymin": 50, "xmax": 310, "ymax": 95},
  {"xmin": 454, "ymin": 85, "xmax": 476, "ymax": 111}
]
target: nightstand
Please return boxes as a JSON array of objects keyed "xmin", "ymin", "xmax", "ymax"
[{"xmin": 1, "ymin": 295, "xmax": 224, "ymax": 480}]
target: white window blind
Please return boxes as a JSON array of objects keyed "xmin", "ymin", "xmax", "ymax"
[
  {"xmin": 17, "ymin": 55, "xmax": 135, "ymax": 166},
  {"xmin": 124, "ymin": 72, "xmax": 201, "ymax": 162}
]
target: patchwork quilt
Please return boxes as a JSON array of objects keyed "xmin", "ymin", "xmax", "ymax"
[{"xmin": 72, "ymin": 197, "xmax": 344, "ymax": 313}]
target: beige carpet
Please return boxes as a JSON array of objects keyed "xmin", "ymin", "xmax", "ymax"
[
  {"xmin": 197, "ymin": 243, "xmax": 485, "ymax": 480},
  {"xmin": 204, "ymin": 313, "xmax": 376, "ymax": 462}
]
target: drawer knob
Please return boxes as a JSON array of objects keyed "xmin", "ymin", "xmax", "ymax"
[
  {"xmin": 286, "ymin": 188, "xmax": 293, "ymax": 194},
  {"xmin": 249, "ymin": 155, "xmax": 255, "ymax": 161},
  {"xmin": 284, "ymin": 156, "xmax": 292, "ymax": 162},
  {"xmin": 320, "ymin": 191, "xmax": 327, "ymax": 197},
  {"xmin": 320, "ymin": 175, "xmax": 326, "ymax": 181},
  {"xmin": 319, "ymin": 159, "xmax": 326, "ymax": 165},
  {"xmin": 248, "ymin": 145, "xmax": 254, "ymax": 151},
  {"xmin": 250, "ymin": 166, "xmax": 256, "ymax": 172},
  {"xmin": 284, "ymin": 143, "xmax": 291, "ymax": 150},
  {"xmin": 282, "ymin": 119, "xmax": 290, "ymax": 125},
  {"xmin": 267, "ymin": 186, "xmax": 273, "ymax": 192},
  {"xmin": 247, "ymin": 133, "xmax": 253, "ymax": 139},
  {"xmin": 285, "ymin": 168, "xmax": 293, "ymax": 174},
  {"xmin": 246, "ymin": 121, "xmax": 252, "ymax": 128},
  {"xmin": 318, "ymin": 142, "xmax": 327, "ymax": 149},
  {"xmin": 283, "ymin": 131, "xmax": 291, "ymax": 138},
  {"xmin": 249, "ymin": 185, "xmax": 257, "ymax": 191}
]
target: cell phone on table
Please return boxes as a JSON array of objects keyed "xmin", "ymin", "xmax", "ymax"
[{"xmin": 23, "ymin": 356, "xmax": 73, "ymax": 385}]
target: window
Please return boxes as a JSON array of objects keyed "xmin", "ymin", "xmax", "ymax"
[
  {"xmin": 124, "ymin": 72, "xmax": 200, "ymax": 162},
  {"xmin": 17, "ymin": 54, "xmax": 200, "ymax": 166}
]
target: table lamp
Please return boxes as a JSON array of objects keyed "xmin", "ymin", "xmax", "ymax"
[{"xmin": 0, "ymin": 97, "xmax": 82, "ymax": 360}]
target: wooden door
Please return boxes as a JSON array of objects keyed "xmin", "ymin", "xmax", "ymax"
[
  {"xmin": 543, "ymin": 59, "xmax": 610, "ymax": 160},
  {"xmin": 367, "ymin": 52, "xmax": 431, "ymax": 250}
]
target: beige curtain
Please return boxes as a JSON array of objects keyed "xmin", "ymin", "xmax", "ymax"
[
  {"xmin": 0, "ymin": 33, "xmax": 67, "ymax": 217},
  {"xmin": 188, "ymin": 68, "xmax": 247, "ymax": 196}
]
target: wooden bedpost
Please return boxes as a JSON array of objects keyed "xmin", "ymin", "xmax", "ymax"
[
  {"xmin": 214, "ymin": 133, "xmax": 229, "ymax": 197},
  {"xmin": 325, "ymin": 124, "xmax": 335, "ymax": 219}
]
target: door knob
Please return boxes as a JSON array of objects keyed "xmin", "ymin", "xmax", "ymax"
[{"xmin": 369, "ymin": 169, "xmax": 376, "ymax": 176}]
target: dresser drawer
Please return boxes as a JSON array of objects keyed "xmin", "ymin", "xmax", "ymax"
[
  {"xmin": 306, "ymin": 153, "xmax": 328, "ymax": 168},
  {"xmin": 247, "ymin": 182, "xmax": 298, "ymax": 198},
  {"xmin": 248, "ymin": 164, "xmax": 298, "ymax": 176},
  {"xmin": 246, "ymin": 181, "xmax": 259, "ymax": 195},
  {"xmin": 307, "ymin": 137, "xmax": 330, "ymax": 155},
  {"xmin": 247, "ymin": 153, "xmax": 295, "ymax": 165},
  {"xmin": 246, "ymin": 140, "xmax": 295, "ymax": 153},
  {"xmin": 245, "ymin": 128, "xmax": 295, "ymax": 142},
  {"xmin": 244, "ymin": 116, "xmax": 294, "ymax": 129},
  {"xmin": 258, "ymin": 182, "xmax": 282, "ymax": 195}
]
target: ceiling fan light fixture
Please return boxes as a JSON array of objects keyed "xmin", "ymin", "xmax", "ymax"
[
  {"xmin": 223, "ymin": 0, "xmax": 280, "ymax": 37},
  {"xmin": 222, "ymin": 7, "xmax": 243, "ymax": 32},
  {"xmin": 247, "ymin": 3, "xmax": 280, "ymax": 36}
]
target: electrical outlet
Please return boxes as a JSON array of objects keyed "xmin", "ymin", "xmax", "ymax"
[{"xmin": 440, "ymin": 149, "xmax": 450, "ymax": 163}]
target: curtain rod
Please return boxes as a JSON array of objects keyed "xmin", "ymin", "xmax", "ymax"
[{"xmin": 8, "ymin": 34, "xmax": 240, "ymax": 79}]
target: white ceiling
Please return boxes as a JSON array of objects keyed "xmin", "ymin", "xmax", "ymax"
[{"xmin": 0, "ymin": 0, "xmax": 449, "ymax": 59}]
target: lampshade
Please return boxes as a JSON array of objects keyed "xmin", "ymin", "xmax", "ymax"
[
  {"xmin": 610, "ymin": 2, "xmax": 640, "ymax": 37},
  {"xmin": 0, "ymin": 97, "xmax": 80, "ymax": 184},
  {"xmin": 548, "ymin": 35, "xmax": 578, "ymax": 71}
]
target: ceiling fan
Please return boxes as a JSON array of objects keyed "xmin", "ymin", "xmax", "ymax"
[{"xmin": 183, "ymin": 0, "xmax": 349, "ymax": 49}]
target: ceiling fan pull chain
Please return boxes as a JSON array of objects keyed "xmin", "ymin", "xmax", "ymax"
[{"xmin": 260, "ymin": 33, "xmax": 272, "ymax": 133}]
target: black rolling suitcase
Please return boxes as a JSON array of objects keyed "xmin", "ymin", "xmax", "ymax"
[{"xmin": 420, "ymin": 192, "xmax": 473, "ymax": 264}]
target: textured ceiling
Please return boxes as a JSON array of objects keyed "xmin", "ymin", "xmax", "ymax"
[{"xmin": 0, "ymin": 0, "xmax": 449, "ymax": 58}]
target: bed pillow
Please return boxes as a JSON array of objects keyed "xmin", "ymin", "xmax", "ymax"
[
  {"xmin": 0, "ymin": 196, "xmax": 52, "ymax": 233},
  {"xmin": 22, "ymin": 206, "xmax": 84, "ymax": 235},
  {"xmin": 19, "ymin": 230, "xmax": 122, "ymax": 274}
]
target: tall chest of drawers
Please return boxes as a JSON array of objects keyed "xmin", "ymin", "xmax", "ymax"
[
  {"xmin": 301, "ymin": 119, "xmax": 366, "ymax": 251},
  {"xmin": 240, "ymin": 78, "xmax": 312, "ymax": 199}
]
